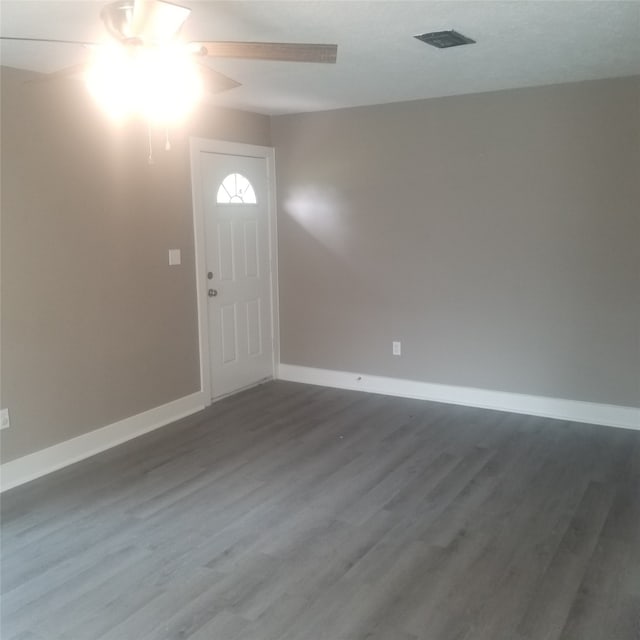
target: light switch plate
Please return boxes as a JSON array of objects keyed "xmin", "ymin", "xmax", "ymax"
[
  {"xmin": 1, "ymin": 408, "xmax": 10, "ymax": 430},
  {"xmin": 168, "ymin": 249, "xmax": 181, "ymax": 266}
]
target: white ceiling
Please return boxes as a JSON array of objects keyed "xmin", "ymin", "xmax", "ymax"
[{"xmin": 1, "ymin": 1, "xmax": 639, "ymax": 115}]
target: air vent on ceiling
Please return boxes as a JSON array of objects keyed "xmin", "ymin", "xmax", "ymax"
[{"xmin": 414, "ymin": 30, "xmax": 476, "ymax": 49}]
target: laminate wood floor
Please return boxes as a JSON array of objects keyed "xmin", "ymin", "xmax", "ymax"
[{"xmin": 1, "ymin": 381, "xmax": 639, "ymax": 640}]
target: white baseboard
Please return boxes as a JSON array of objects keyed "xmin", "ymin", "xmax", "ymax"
[
  {"xmin": 0, "ymin": 391, "xmax": 207, "ymax": 492},
  {"xmin": 278, "ymin": 364, "xmax": 640, "ymax": 431},
  {"xmin": 3, "ymin": 369, "xmax": 637, "ymax": 492}
]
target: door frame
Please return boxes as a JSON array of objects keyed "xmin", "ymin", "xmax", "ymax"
[{"xmin": 189, "ymin": 137, "xmax": 280, "ymax": 405}]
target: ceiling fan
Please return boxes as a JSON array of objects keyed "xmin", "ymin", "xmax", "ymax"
[{"xmin": 1, "ymin": 0, "xmax": 338, "ymax": 95}]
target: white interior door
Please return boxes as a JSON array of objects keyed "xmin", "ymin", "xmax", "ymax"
[{"xmin": 200, "ymin": 151, "xmax": 274, "ymax": 399}]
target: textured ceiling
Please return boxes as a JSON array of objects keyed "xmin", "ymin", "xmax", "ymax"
[{"xmin": 1, "ymin": 1, "xmax": 639, "ymax": 115}]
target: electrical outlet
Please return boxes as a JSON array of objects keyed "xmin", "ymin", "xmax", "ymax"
[
  {"xmin": 392, "ymin": 341, "xmax": 401, "ymax": 356},
  {"xmin": 1, "ymin": 408, "xmax": 10, "ymax": 430}
]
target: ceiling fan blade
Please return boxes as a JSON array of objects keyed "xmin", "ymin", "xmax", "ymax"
[
  {"xmin": 130, "ymin": 0, "xmax": 191, "ymax": 43},
  {"xmin": 198, "ymin": 65, "xmax": 242, "ymax": 94},
  {"xmin": 0, "ymin": 36, "xmax": 96, "ymax": 47},
  {"xmin": 26, "ymin": 63, "xmax": 87, "ymax": 83},
  {"xmin": 190, "ymin": 42, "xmax": 337, "ymax": 64}
]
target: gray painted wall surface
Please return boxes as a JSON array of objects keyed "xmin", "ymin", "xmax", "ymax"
[
  {"xmin": 272, "ymin": 77, "xmax": 640, "ymax": 407},
  {"xmin": 0, "ymin": 66, "xmax": 271, "ymax": 462},
  {"xmin": 2, "ymin": 72, "xmax": 638, "ymax": 465}
]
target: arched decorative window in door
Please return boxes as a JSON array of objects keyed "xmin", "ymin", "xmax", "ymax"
[{"xmin": 216, "ymin": 173, "xmax": 257, "ymax": 204}]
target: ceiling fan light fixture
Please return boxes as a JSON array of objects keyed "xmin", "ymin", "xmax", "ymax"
[
  {"xmin": 137, "ymin": 46, "xmax": 202, "ymax": 123},
  {"xmin": 100, "ymin": 0, "xmax": 191, "ymax": 44},
  {"xmin": 85, "ymin": 43, "xmax": 202, "ymax": 123},
  {"xmin": 3, "ymin": 0, "xmax": 338, "ymax": 128},
  {"xmin": 85, "ymin": 44, "xmax": 135, "ymax": 121},
  {"xmin": 101, "ymin": 1, "xmax": 137, "ymax": 41}
]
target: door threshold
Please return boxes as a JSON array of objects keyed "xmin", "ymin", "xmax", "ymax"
[{"xmin": 211, "ymin": 377, "xmax": 273, "ymax": 403}]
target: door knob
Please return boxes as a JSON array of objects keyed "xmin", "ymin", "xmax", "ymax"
[
  {"xmin": 208, "ymin": 289, "xmax": 218, "ymax": 297},
  {"xmin": 207, "ymin": 272, "xmax": 214, "ymax": 280}
]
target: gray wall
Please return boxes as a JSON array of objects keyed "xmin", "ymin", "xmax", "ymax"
[
  {"xmin": 2, "ymin": 72, "xmax": 638, "ymax": 465},
  {"xmin": 272, "ymin": 77, "xmax": 640, "ymax": 407},
  {"xmin": 0, "ymin": 66, "xmax": 271, "ymax": 463}
]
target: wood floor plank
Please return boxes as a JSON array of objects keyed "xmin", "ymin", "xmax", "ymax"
[
  {"xmin": 515, "ymin": 481, "xmax": 616, "ymax": 639},
  {"xmin": 556, "ymin": 479, "xmax": 640, "ymax": 640},
  {"xmin": 1, "ymin": 381, "xmax": 638, "ymax": 640}
]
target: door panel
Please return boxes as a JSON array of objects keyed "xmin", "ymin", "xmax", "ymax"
[
  {"xmin": 221, "ymin": 304, "xmax": 238, "ymax": 364},
  {"xmin": 244, "ymin": 220, "xmax": 259, "ymax": 278},
  {"xmin": 217, "ymin": 221, "xmax": 234, "ymax": 280},
  {"xmin": 201, "ymin": 152, "xmax": 273, "ymax": 399},
  {"xmin": 246, "ymin": 299, "xmax": 262, "ymax": 357}
]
